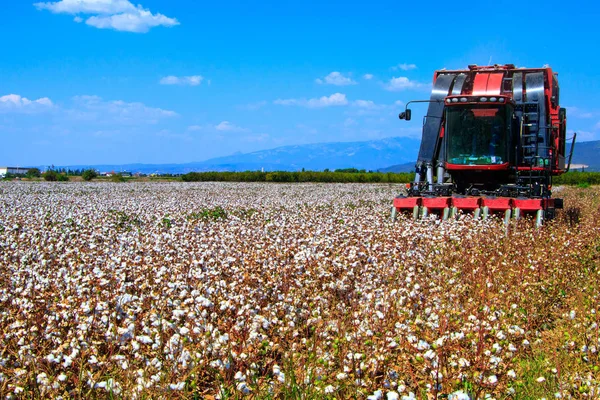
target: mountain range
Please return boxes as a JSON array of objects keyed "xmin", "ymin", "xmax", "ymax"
[{"xmin": 47, "ymin": 137, "xmax": 599, "ymax": 174}]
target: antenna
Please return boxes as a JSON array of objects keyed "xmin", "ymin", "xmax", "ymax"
[{"xmin": 488, "ymin": 56, "xmax": 493, "ymax": 65}]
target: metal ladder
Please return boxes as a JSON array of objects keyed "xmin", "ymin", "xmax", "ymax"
[
  {"xmin": 515, "ymin": 102, "xmax": 552, "ymax": 196},
  {"xmin": 517, "ymin": 102, "xmax": 542, "ymax": 166}
]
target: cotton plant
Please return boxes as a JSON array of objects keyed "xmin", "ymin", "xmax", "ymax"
[{"xmin": 0, "ymin": 182, "xmax": 598, "ymax": 397}]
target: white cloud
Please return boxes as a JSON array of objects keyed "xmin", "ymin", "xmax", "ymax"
[
  {"xmin": 159, "ymin": 75, "xmax": 204, "ymax": 86},
  {"xmin": 570, "ymin": 129, "xmax": 597, "ymax": 142},
  {"xmin": 274, "ymin": 93, "xmax": 348, "ymax": 108},
  {"xmin": 363, "ymin": 74, "xmax": 374, "ymax": 80},
  {"xmin": 86, "ymin": 10, "xmax": 178, "ymax": 33},
  {"xmin": 34, "ymin": 0, "xmax": 179, "ymax": 33},
  {"xmin": 187, "ymin": 125, "xmax": 203, "ymax": 131},
  {"xmin": 155, "ymin": 129, "xmax": 191, "ymax": 141},
  {"xmin": 238, "ymin": 101, "xmax": 267, "ymax": 111},
  {"xmin": 392, "ymin": 63, "xmax": 417, "ymax": 71},
  {"xmin": 315, "ymin": 72, "xmax": 357, "ymax": 86},
  {"xmin": 385, "ymin": 77, "xmax": 422, "ymax": 91},
  {"xmin": 567, "ymin": 106, "xmax": 595, "ymax": 119},
  {"xmin": 0, "ymin": 94, "xmax": 54, "ymax": 113},
  {"xmin": 71, "ymin": 95, "xmax": 177, "ymax": 123},
  {"xmin": 215, "ymin": 121, "xmax": 247, "ymax": 132},
  {"xmin": 352, "ymin": 100, "xmax": 380, "ymax": 109},
  {"xmin": 34, "ymin": 0, "xmax": 137, "ymax": 14},
  {"xmin": 344, "ymin": 118, "xmax": 357, "ymax": 127},
  {"xmin": 242, "ymin": 133, "xmax": 269, "ymax": 142}
]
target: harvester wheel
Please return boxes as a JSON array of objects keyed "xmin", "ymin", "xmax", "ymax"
[
  {"xmin": 513, "ymin": 207, "xmax": 521, "ymax": 220},
  {"xmin": 503, "ymin": 209, "xmax": 511, "ymax": 226},
  {"xmin": 473, "ymin": 208, "xmax": 481, "ymax": 220},
  {"xmin": 442, "ymin": 207, "xmax": 450, "ymax": 221},
  {"xmin": 412, "ymin": 206, "xmax": 420, "ymax": 220},
  {"xmin": 421, "ymin": 206, "xmax": 429, "ymax": 219},
  {"xmin": 390, "ymin": 207, "xmax": 397, "ymax": 222},
  {"xmin": 482, "ymin": 206, "xmax": 490, "ymax": 219},
  {"xmin": 450, "ymin": 207, "xmax": 458, "ymax": 219},
  {"xmin": 535, "ymin": 209, "xmax": 544, "ymax": 228}
]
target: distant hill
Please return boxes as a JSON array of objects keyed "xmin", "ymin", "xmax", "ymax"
[
  {"xmin": 194, "ymin": 136, "xmax": 419, "ymax": 172},
  {"xmin": 41, "ymin": 138, "xmax": 599, "ymax": 175},
  {"xmin": 50, "ymin": 136, "xmax": 421, "ymax": 174},
  {"xmin": 377, "ymin": 162, "xmax": 415, "ymax": 173},
  {"xmin": 568, "ymin": 139, "xmax": 600, "ymax": 171}
]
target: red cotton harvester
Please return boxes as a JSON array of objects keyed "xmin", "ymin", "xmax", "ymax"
[{"xmin": 392, "ymin": 64, "xmax": 577, "ymax": 227}]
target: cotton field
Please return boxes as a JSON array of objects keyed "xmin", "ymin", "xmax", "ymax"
[{"xmin": 0, "ymin": 182, "xmax": 599, "ymax": 399}]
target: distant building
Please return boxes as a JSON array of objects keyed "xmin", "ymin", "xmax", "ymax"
[
  {"xmin": 570, "ymin": 164, "xmax": 589, "ymax": 171},
  {"xmin": 0, "ymin": 167, "xmax": 29, "ymax": 177}
]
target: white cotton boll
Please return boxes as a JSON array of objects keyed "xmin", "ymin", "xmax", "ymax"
[
  {"xmin": 376, "ymin": 311, "xmax": 384, "ymax": 319},
  {"xmin": 46, "ymin": 354, "xmax": 59, "ymax": 364},
  {"xmin": 336, "ymin": 372, "xmax": 348, "ymax": 380},
  {"xmin": 57, "ymin": 373, "xmax": 67, "ymax": 382},
  {"xmin": 137, "ymin": 335, "xmax": 153, "ymax": 344},
  {"xmin": 569, "ymin": 310, "xmax": 576, "ymax": 320},
  {"xmin": 324, "ymin": 385, "xmax": 335, "ymax": 394},
  {"xmin": 367, "ymin": 390, "xmax": 383, "ymax": 400},
  {"xmin": 234, "ymin": 371, "xmax": 246, "ymax": 382},
  {"xmin": 180, "ymin": 327, "xmax": 190, "ymax": 336},
  {"xmin": 94, "ymin": 381, "xmax": 107, "ymax": 389},
  {"xmin": 536, "ymin": 376, "xmax": 546, "ymax": 383},
  {"xmin": 417, "ymin": 340, "xmax": 430, "ymax": 350},
  {"xmin": 448, "ymin": 390, "xmax": 471, "ymax": 400},
  {"xmin": 236, "ymin": 381, "xmax": 251, "ymax": 394},
  {"xmin": 387, "ymin": 391, "xmax": 399, "ymax": 400},
  {"xmin": 36, "ymin": 373, "xmax": 48, "ymax": 384},
  {"xmin": 62, "ymin": 356, "xmax": 73, "ymax": 368},
  {"xmin": 169, "ymin": 382, "xmax": 185, "ymax": 390},
  {"xmin": 507, "ymin": 370, "xmax": 516, "ymax": 379},
  {"xmin": 487, "ymin": 375, "xmax": 497, "ymax": 385}
]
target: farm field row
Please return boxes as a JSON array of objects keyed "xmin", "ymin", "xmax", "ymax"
[{"xmin": 0, "ymin": 182, "xmax": 599, "ymax": 399}]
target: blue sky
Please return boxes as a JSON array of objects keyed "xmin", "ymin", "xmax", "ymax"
[{"xmin": 1, "ymin": 0, "xmax": 599, "ymax": 166}]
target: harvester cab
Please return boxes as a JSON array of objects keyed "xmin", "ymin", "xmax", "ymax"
[{"xmin": 393, "ymin": 64, "xmax": 576, "ymax": 226}]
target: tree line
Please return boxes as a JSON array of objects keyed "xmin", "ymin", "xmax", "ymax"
[
  {"xmin": 181, "ymin": 170, "xmax": 415, "ymax": 183},
  {"xmin": 5, "ymin": 168, "xmax": 600, "ymax": 185},
  {"xmin": 181, "ymin": 170, "xmax": 600, "ymax": 185}
]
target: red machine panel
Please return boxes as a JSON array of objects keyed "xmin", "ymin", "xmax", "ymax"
[
  {"xmin": 393, "ymin": 196, "xmax": 421, "ymax": 210},
  {"xmin": 422, "ymin": 197, "xmax": 451, "ymax": 210},
  {"xmin": 481, "ymin": 197, "xmax": 512, "ymax": 211}
]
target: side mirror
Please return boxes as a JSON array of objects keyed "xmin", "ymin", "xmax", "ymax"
[{"xmin": 399, "ymin": 109, "xmax": 412, "ymax": 121}]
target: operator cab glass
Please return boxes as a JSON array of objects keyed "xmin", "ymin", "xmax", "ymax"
[{"xmin": 446, "ymin": 104, "xmax": 510, "ymax": 166}]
